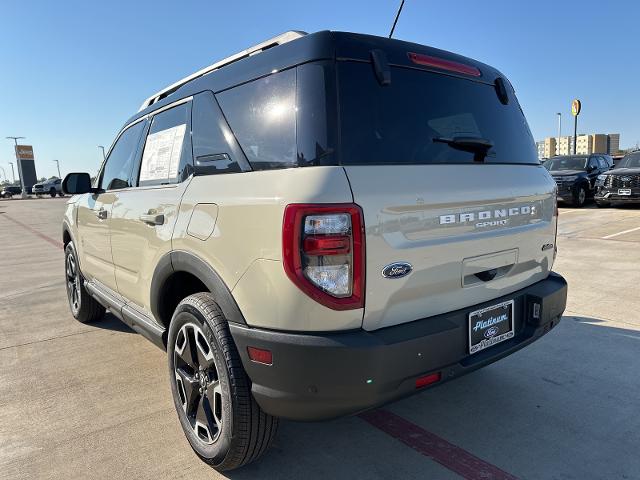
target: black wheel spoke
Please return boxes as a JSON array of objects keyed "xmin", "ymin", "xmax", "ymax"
[
  {"xmin": 195, "ymin": 395, "xmax": 216, "ymax": 441},
  {"xmin": 176, "ymin": 327, "xmax": 199, "ymax": 369},
  {"xmin": 194, "ymin": 330, "xmax": 215, "ymax": 370},
  {"xmin": 176, "ymin": 367, "xmax": 199, "ymax": 414},
  {"xmin": 208, "ymin": 381, "xmax": 223, "ymax": 427}
]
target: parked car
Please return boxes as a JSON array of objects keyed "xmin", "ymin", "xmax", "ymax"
[
  {"xmin": 595, "ymin": 151, "xmax": 640, "ymax": 206},
  {"xmin": 0, "ymin": 185, "xmax": 22, "ymax": 198},
  {"xmin": 543, "ymin": 154, "xmax": 611, "ymax": 207},
  {"xmin": 33, "ymin": 178, "xmax": 63, "ymax": 197},
  {"xmin": 61, "ymin": 30, "xmax": 567, "ymax": 471}
]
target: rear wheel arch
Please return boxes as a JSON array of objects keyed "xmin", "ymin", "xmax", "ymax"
[{"xmin": 151, "ymin": 251, "xmax": 247, "ymax": 331}]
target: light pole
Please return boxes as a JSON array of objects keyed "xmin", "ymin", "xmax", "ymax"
[
  {"xmin": 556, "ymin": 113, "xmax": 562, "ymax": 155},
  {"xmin": 8, "ymin": 162, "xmax": 15, "ymax": 183},
  {"xmin": 52, "ymin": 159, "xmax": 61, "ymax": 178},
  {"xmin": 98, "ymin": 145, "xmax": 106, "ymax": 161},
  {"xmin": 6, "ymin": 136, "xmax": 27, "ymax": 198}
]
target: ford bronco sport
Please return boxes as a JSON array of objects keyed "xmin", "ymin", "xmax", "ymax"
[{"xmin": 62, "ymin": 31, "xmax": 567, "ymax": 471}]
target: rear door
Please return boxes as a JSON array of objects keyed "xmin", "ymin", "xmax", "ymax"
[
  {"xmin": 110, "ymin": 98, "xmax": 193, "ymax": 316},
  {"xmin": 336, "ymin": 61, "xmax": 557, "ymax": 331},
  {"xmin": 76, "ymin": 120, "xmax": 146, "ymax": 293}
]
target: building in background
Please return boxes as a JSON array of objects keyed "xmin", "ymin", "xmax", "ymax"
[
  {"xmin": 536, "ymin": 133, "xmax": 621, "ymax": 159},
  {"xmin": 608, "ymin": 134, "xmax": 620, "ymax": 155}
]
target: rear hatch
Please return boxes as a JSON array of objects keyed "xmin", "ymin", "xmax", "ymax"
[{"xmin": 335, "ymin": 50, "xmax": 557, "ymax": 331}]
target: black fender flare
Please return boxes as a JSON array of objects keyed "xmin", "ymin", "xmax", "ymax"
[
  {"xmin": 150, "ymin": 250, "xmax": 247, "ymax": 327},
  {"xmin": 62, "ymin": 221, "xmax": 80, "ymax": 264}
]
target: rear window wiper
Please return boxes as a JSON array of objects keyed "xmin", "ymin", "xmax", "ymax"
[{"xmin": 433, "ymin": 136, "xmax": 494, "ymax": 162}]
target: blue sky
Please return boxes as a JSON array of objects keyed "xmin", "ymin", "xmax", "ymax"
[{"xmin": 1, "ymin": 0, "xmax": 638, "ymax": 180}]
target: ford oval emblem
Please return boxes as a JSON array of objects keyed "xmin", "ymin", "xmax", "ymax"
[
  {"xmin": 382, "ymin": 262, "xmax": 413, "ymax": 279},
  {"xmin": 484, "ymin": 326, "xmax": 500, "ymax": 339}
]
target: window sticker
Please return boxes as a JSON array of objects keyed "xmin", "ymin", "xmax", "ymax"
[{"xmin": 139, "ymin": 124, "xmax": 186, "ymax": 182}]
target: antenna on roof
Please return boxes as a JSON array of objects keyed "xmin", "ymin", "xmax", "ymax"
[{"xmin": 388, "ymin": 0, "xmax": 405, "ymax": 38}]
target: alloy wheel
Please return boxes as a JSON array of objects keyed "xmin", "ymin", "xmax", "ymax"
[
  {"xmin": 65, "ymin": 253, "xmax": 80, "ymax": 313},
  {"xmin": 173, "ymin": 323, "xmax": 223, "ymax": 445}
]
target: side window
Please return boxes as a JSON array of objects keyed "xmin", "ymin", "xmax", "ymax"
[
  {"xmin": 588, "ymin": 157, "xmax": 598, "ymax": 170},
  {"xmin": 597, "ymin": 157, "xmax": 607, "ymax": 169},
  {"xmin": 138, "ymin": 102, "xmax": 193, "ymax": 186},
  {"xmin": 217, "ymin": 69, "xmax": 296, "ymax": 170},
  {"xmin": 191, "ymin": 91, "xmax": 243, "ymax": 174},
  {"xmin": 101, "ymin": 121, "xmax": 145, "ymax": 190}
]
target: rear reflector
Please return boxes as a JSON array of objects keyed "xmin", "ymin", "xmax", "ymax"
[
  {"xmin": 247, "ymin": 347, "xmax": 273, "ymax": 365},
  {"xmin": 303, "ymin": 235, "xmax": 351, "ymax": 255},
  {"xmin": 408, "ymin": 52, "xmax": 481, "ymax": 77},
  {"xmin": 415, "ymin": 372, "xmax": 441, "ymax": 389}
]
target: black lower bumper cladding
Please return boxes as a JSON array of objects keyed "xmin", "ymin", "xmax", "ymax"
[{"xmin": 230, "ymin": 273, "xmax": 567, "ymax": 421}]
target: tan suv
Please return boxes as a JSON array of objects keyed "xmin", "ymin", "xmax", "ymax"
[{"xmin": 62, "ymin": 30, "xmax": 567, "ymax": 471}]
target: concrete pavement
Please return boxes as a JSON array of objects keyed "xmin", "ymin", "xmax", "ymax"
[{"xmin": 0, "ymin": 197, "xmax": 638, "ymax": 480}]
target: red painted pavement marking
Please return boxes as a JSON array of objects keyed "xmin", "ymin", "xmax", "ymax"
[
  {"xmin": 360, "ymin": 409, "xmax": 518, "ymax": 480},
  {"xmin": 2, "ymin": 213, "xmax": 64, "ymax": 250}
]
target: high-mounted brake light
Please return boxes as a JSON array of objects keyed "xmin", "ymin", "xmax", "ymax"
[
  {"xmin": 283, "ymin": 204, "xmax": 365, "ymax": 310},
  {"xmin": 407, "ymin": 52, "xmax": 481, "ymax": 77}
]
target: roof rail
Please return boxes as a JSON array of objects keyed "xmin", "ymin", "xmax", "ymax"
[{"xmin": 138, "ymin": 30, "xmax": 308, "ymax": 112}]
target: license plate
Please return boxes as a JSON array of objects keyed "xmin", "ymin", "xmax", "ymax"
[
  {"xmin": 618, "ymin": 189, "xmax": 631, "ymax": 196},
  {"xmin": 469, "ymin": 300, "xmax": 514, "ymax": 354}
]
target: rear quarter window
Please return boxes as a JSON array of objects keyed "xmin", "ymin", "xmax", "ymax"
[{"xmin": 217, "ymin": 69, "xmax": 297, "ymax": 170}]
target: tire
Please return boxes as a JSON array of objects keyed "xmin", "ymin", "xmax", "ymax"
[
  {"xmin": 573, "ymin": 185, "xmax": 587, "ymax": 207},
  {"xmin": 64, "ymin": 242, "xmax": 106, "ymax": 323},
  {"xmin": 167, "ymin": 293, "xmax": 278, "ymax": 471},
  {"xmin": 49, "ymin": 188, "xmax": 56, "ymax": 198}
]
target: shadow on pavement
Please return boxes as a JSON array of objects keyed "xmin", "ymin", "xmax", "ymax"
[
  {"xmin": 221, "ymin": 315, "xmax": 640, "ymax": 480},
  {"xmin": 91, "ymin": 312, "xmax": 136, "ymax": 334}
]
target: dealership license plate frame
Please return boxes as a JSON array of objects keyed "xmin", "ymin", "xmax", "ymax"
[
  {"xmin": 468, "ymin": 299, "xmax": 515, "ymax": 354},
  {"xmin": 618, "ymin": 189, "xmax": 632, "ymax": 196}
]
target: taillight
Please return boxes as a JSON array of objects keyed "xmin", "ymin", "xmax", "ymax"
[{"xmin": 283, "ymin": 204, "xmax": 365, "ymax": 310}]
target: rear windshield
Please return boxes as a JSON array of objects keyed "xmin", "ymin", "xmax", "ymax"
[
  {"xmin": 618, "ymin": 153, "xmax": 640, "ymax": 169},
  {"xmin": 544, "ymin": 156, "xmax": 588, "ymax": 171},
  {"xmin": 337, "ymin": 62, "xmax": 538, "ymax": 165}
]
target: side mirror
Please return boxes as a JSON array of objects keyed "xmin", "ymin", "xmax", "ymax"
[
  {"xmin": 587, "ymin": 165, "xmax": 597, "ymax": 172},
  {"xmin": 63, "ymin": 172, "xmax": 96, "ymax": 194}
]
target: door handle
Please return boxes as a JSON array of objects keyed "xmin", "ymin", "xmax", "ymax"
[
  {"xmin": 95, "ymin": 208, "xmax": 107, "ymax": 220},
  {"xmin": 139, "ymin": 213, "xmax": 165, "ymax": 226}
]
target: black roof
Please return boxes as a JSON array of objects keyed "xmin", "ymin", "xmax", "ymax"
[{"xmin": 125, "ymin": 31, "xmax": 505, "ymax": 127}]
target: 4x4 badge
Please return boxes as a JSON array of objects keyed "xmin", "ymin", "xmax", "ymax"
[{"xmin": 382, "ymin": 262, "xmax": 413, "ymax": 279}]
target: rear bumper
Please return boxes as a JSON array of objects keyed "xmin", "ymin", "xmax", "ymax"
[{"xmin": 230, "ymin": 273, "xmax": 567, "ymax": 421}]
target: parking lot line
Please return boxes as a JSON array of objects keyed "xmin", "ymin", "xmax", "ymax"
[
  {"xmin": 360, "ymin": 409, "xmax": 518, "ymax": 480},
  {"xmin": 1, "ymin": 213, "xmax": 63, "ymax": 249},
  {"xmin": 602, "ymin": 225, "xmax": 640, "ymax": 239}
]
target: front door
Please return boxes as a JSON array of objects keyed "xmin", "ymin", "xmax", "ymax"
[
  {"xmin": 76, "ymin": 119, "xmax": 147, "ymax": 293},
  {"xmin": 76, "ymin": 192, "xmax": 118, "ymax": 291},
  {"xmin": 110, "ymin": 99, "xmax": 193, "ymax": 315}
]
